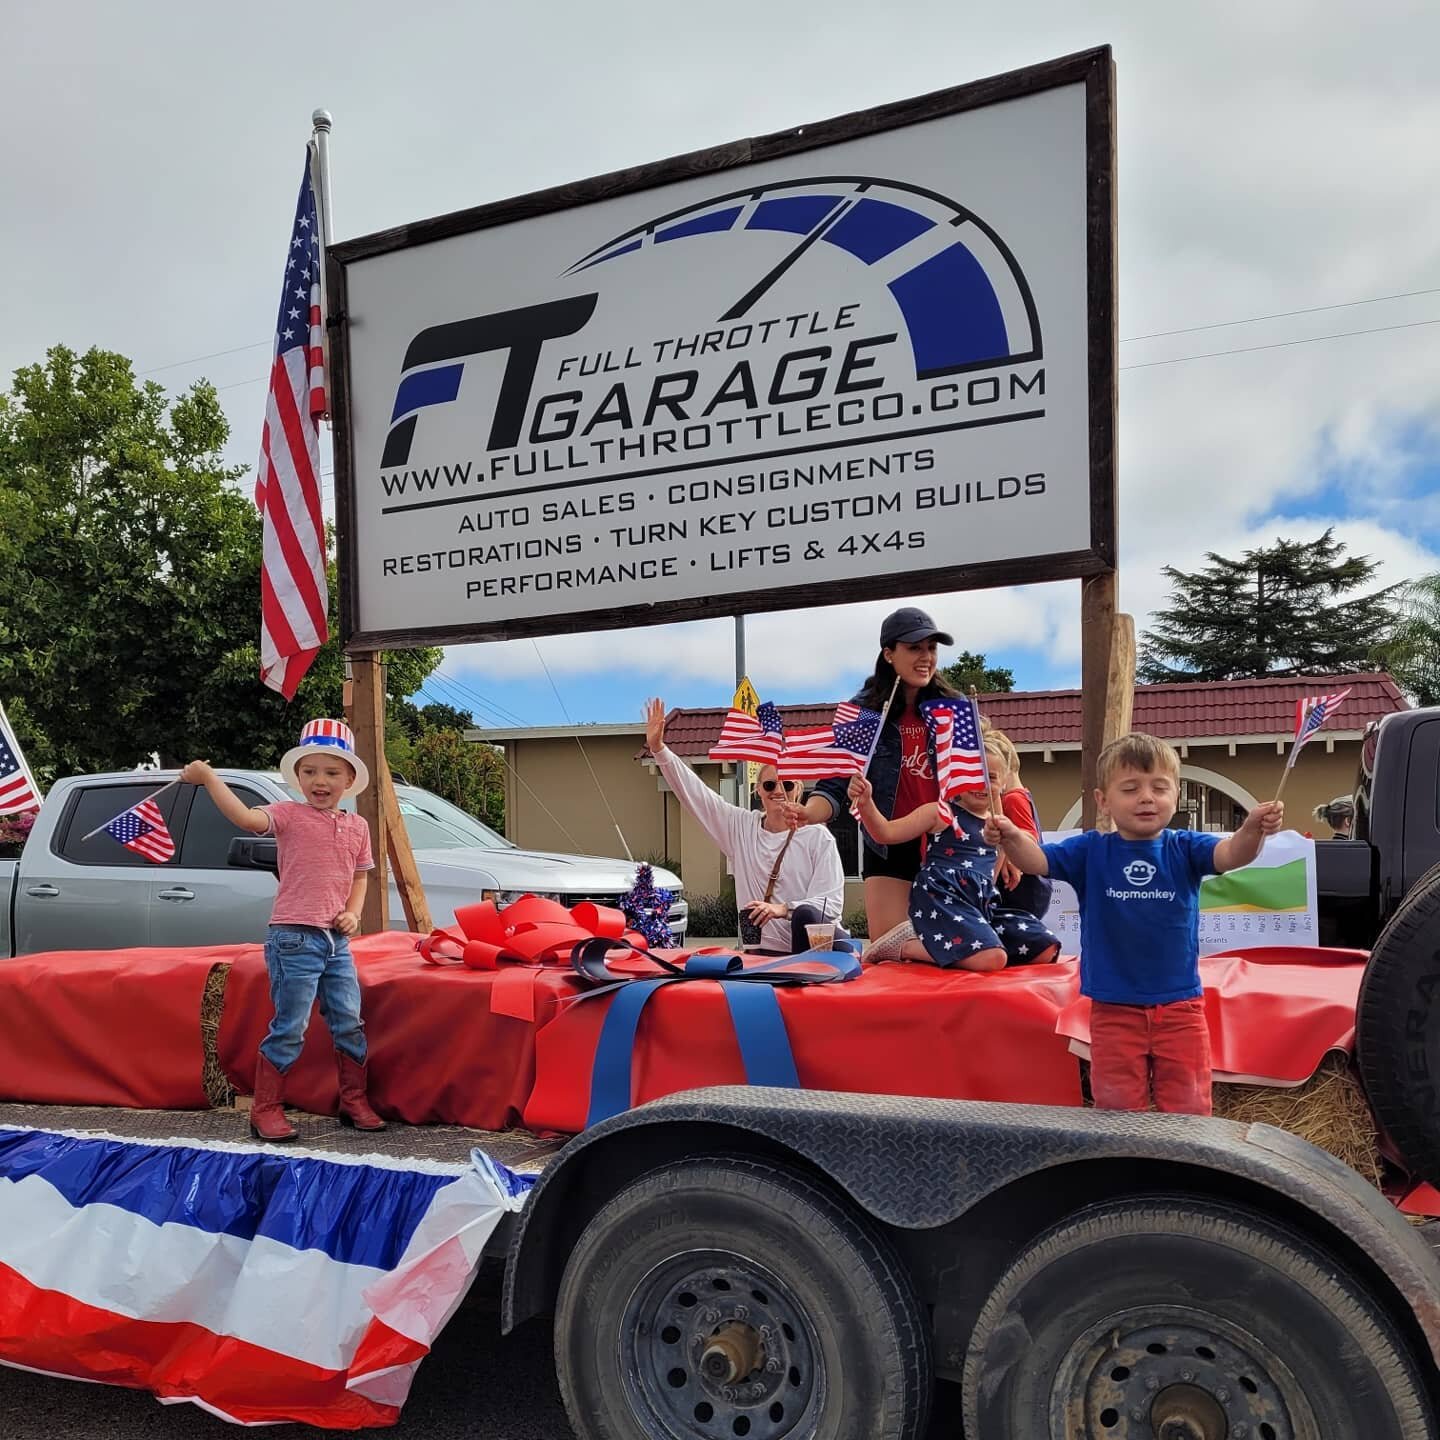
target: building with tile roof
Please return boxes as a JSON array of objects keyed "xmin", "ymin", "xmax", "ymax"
[{"xmin": 471, "ymin": 673, "xmax": 1406, "ymax": 917}]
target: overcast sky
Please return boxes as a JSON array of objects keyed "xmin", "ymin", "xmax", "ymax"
[{"xmin": 4, "ymin": 0, "xmax": 1438, "ymax": 730}]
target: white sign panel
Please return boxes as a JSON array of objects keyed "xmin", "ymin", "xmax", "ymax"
[{"xmin": 331, "ymin": 50, "xmax": 1115, "ymax": 645}]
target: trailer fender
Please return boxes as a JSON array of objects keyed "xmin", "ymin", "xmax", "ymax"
[{"xmin": 503, "ymin": 1086, "xmax": 1440, "ymax": 1368}]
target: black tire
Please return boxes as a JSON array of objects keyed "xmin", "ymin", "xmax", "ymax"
[
  {"xmin": 1356, "ymin": 858, "xmax": 1440, "ymax": 1180},
  {"xmin": 963, "ymin": 1196, "xmax": 1433, "ymax": 1440},
  {"xmin": 553, "ymin": 1156, "xmax": 931, "ymax": 1440}
]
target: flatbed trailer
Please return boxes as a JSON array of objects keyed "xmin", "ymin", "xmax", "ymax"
[{"xmin": 10, "ymin": 1083, "xmax": 1440, "ymax": 1440}]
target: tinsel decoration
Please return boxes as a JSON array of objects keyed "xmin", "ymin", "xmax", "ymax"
[{"xmin": 621, "ymin": 863, "xmax": 674, "ymax": 948}]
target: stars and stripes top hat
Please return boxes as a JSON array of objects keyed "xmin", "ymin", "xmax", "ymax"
[{"xmin": 279, "ymin": 718, "xmax": 369, "ymax": 796}]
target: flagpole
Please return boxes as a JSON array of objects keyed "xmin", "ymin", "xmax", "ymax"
[
  {"xmin": 309, "ymin": 110, "xmax": 335, "ymax": 403},
  {"xmin": 860, "ymin": 674, "xmax": 902, "ymax": 777},
  {"xmin": 80, "ymin": 778, "xmax": 182, "ymax": 843}
]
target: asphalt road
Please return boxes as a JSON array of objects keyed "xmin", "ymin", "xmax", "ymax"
[{"xmin": 1, "ymin": 1284, "xmax": 968, "ymax": 1440}]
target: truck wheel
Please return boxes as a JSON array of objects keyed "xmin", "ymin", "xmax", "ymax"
[
  {"xmin": 1356, "ymin": 858, "xmax": 1440, "ymax": 1179},
  {"xmin": 962, "ymin": 1196, "xmax": 1431, "ymax": 1440},
  {"xmin": 553, "ymin": 1156, "xmax": 930, "ymax": 1440}
]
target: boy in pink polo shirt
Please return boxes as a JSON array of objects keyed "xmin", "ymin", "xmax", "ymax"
[{"xmin": 182, "ymin": 720, "xmax": 384, "ymax": 1141}]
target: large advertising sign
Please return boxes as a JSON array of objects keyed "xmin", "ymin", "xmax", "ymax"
[{"xmin": 329, "ymin": 48, "xmax": 1115, "ymax": 647}]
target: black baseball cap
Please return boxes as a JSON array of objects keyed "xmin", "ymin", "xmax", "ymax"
[{"xmin": 880, "ymin": 606, "xmax": 953, "ymax": 648}]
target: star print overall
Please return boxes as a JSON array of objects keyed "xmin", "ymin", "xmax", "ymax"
[{"xmin": 909, "ymin": 807, "xmax": 1060, "ymax": 968}]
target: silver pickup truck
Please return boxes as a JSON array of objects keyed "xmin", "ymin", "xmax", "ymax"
[{"xmin": 0, "ymin": 770, "xmax": 685, "ymax": 957}]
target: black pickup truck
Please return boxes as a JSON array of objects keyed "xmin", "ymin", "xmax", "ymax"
[
  {"xmin": 1304, "ymin": 706, "xmax": 1440, "ymax": 1191},
  {"xmin": 1317, "ymin": 706, "xmax": 1440, "ymax": 950}
]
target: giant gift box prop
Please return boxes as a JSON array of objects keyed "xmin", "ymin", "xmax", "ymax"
[
  {"xmin": 217, "ymin": 904, "xmax": 633, "ymax": 1130},
  {"xmin": 0, "ymin": 944, "xmax": 249, "ymax": 1110},
  {"xmin": 525, "ymin": 954, "xmax": 1087, "ymax": 1135},
  {"xmin": 1055, "ymin": 946, "xmax": 1368, "ymax": 1084}
]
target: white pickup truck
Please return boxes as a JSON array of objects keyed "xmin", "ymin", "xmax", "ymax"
[{"xmin": 0, "ymin": 769, "xmax": 685, "ymax": 956}]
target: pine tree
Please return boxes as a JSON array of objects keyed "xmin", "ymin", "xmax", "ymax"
[{"xmin": 1138, "ymin": 529, "xmax": 1396, "ymax": 683}]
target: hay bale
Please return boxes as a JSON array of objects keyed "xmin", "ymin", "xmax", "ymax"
[
  {"xmin": 200, "ymin": 963, "xmax": 233, "ymax": 1109},
  {"xmin": 1213, "ymin": 1052, "xmax": 1382, "ymax": 1188}
]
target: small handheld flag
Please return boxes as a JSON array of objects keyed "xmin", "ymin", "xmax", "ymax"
[
  {"xmin": 1274, "ymin": 686, "xmax": 1351, "ymax": 802},
  {"xmin": 83, "ymin": 781, "xmax": 180, "ymax": 863},
  {"xmin": 709, "ymin": 699, "xmax": 784, "ymax": 766},
  {"xmin": 0, "ymin": 701, "xmax": 42, "ymax": 815},
  {"xmin": 779, "ymin": 703, "xmax": 882, "ymax": 779}
]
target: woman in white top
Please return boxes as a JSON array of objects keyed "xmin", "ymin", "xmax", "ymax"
[{"xmin": 645, "ymin": 698, "xmax": 847, "ymax": 953}]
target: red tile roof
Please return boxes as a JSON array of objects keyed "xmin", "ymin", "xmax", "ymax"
[{"xmin": 655, "ymin": 673, "xmax": 1407, "ymax": 757}]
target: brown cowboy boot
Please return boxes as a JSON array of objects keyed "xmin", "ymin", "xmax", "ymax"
[
  {"xmin": 251, "ymin": 1052, "xmax": 298, "ymax": 1142},
  {"xmin": 335, "ymin": 1051, "xmax": 386, "ymax": 1131}
]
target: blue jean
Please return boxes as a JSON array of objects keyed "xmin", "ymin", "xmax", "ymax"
[{"xmin": 261, "ymin": 925, "xmax": 367, "ymax": 1072}]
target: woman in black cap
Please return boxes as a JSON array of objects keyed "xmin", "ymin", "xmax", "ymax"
[{"xmin": 789, "ymin": 606, "xmax": 961, "ymax": 941}]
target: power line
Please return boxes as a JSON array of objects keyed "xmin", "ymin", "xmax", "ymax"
[
  {"xmin": 138, "ymin": 340, "xmax": 270, "ymax": 377},
  {"xmin": 429, "ymin": 667, "xmax": 532, "ymax": 730},
  {"xmin": 1119, "ymin": 316, "xmax": 1440, "ymax": 371},
  {"xmin": 132, "ymin": 284, "xmax": 1440, "ymax": 385},
  {"xmin": 1120, "ymin": 286, "xmax": 1440, "ymax": 343}
]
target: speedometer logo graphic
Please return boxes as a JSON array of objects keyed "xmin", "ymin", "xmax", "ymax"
[{"xmin": 565, "ymin": 175, "xmax": 1041, "ymax": 379}]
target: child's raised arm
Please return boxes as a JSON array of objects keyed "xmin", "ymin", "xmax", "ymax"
[
  {"xmin": 180, "ymin": 761, "xmax": 270, "ymax": 834},
  {"xmin": 1214, "ymin": 800, "xmax": 1284, "ymax": 873},
  {"xmin": 848, "ymin": 774, "xmax": 941, "ymax": 845},
  {"xmin": 983, "ymin": 812, "xmax": 1050, "ymax": 875}
]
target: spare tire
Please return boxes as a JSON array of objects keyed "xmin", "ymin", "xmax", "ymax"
[{"xmin": 1355, "ymin": 858, "xmax": 1440, "ymax": 1180}]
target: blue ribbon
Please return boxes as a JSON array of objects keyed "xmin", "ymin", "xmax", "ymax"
[{"xmin": 572, "ymin": 940, "xmax": 863, "ymax": 1128}]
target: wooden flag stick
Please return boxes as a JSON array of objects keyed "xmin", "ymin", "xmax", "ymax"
[
  {"xmin": 860, "ymin": 673, "xmax": 903, "ymax": 778},
  {"xmin": 971, "ymin": 687, "xmax": 1004, "ymax": 820},
  {"xmin": 1273, "ymin": 755, "xmax": 1296, "ymax": 805}
]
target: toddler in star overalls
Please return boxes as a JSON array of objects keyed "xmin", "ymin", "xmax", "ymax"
[{"xmin": 853, "ymin": 729, "xmax": 1059, "ymax": 970}]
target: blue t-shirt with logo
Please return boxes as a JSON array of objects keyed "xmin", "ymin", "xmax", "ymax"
[{"xmin": 1041, "ymin": 829, "xmax": 1222, "ymax": 1005}]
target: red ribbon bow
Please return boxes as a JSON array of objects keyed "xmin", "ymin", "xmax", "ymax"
[{"xmin": 417, "ymin": 895, "xmax": 652, "ymax": 1020}]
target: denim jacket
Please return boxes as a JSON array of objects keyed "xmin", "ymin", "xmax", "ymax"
[{"xmin": 815, "ymin": 694, "xmax": 925, "ymax": 860}]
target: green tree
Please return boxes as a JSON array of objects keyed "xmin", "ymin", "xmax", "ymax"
[
  {"xmin": 404, "ymin": 729, "xmax": 505, "ymax": 832},
  {"xmin": 0, "ymin": 345, "xmax": 439, "ymax": 773},
  {"xmin": 1138, "ymin": 529, "xmax": 1397, "ymax": 683},
  {"xmin": 1372, "ymin": 573, "xmax": 1440, "ymax": 705},
  {"xmin": 939, "ymin": 650, "xmax": 1015, "ymax": 693}
]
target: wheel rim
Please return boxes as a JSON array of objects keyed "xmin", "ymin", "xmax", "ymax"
[
  {"xmin": 1049, "ymin": 1307, "xmax": 1315, "ymax": 1440},
  {"xmin": 620, "ymin": 1247, "xmax": 824, "ymax": 1439}
]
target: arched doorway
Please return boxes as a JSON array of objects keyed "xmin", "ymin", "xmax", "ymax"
[{"xmin": 1057, "ymin": 764, "xmax": 1260, "ymax": 832}]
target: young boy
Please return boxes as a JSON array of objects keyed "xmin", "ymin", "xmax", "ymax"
[
  {"xmin": 181, "ymin": 719, "xmax": 385, "ymax": 1140},
  {"xmin": 984, "ymin": 732, "xmax": 1284, "ymax": 1115}
]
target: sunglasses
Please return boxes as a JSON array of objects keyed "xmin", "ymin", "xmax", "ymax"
[{"xmin": 759, "ymin": 779, "xmax": 801, "ymax": 793}]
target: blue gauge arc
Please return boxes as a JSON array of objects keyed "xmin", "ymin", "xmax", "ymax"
[{"xmin": 565, "ymin": 175, "xmax": 1042, "ymax": 380}]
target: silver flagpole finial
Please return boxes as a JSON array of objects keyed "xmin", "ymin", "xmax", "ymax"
[{"xmin": 312, "ymin": 108, "xmax": 333, "ymax": 133}]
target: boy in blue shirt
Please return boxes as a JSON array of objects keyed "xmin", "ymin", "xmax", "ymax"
[{"xmin": 985, "ymin": 732, "xmax": 1283, "ymax": 1115}]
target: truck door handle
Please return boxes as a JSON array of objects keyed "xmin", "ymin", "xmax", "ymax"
[
  {"xmin": 24, "ymin": 884, "xmax": 60, "ymax": 898},
  {"xmin": 157, "ymin": 887, "xmax": 196, "ymax": 903}
]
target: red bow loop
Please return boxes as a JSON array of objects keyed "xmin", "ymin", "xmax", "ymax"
[{"xmin": 417, "ymin": 895, "xmax": 648, "ymax": 970}]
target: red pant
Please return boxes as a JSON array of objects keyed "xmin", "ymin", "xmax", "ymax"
[{"xmin": 1088, "ymin": 998, "xmax": 1212, "ymax": 1115}]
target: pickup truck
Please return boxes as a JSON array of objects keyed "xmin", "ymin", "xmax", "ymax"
[{"xmin": 0, "ymin": 768, "xmax": 686, "ymax": 957}]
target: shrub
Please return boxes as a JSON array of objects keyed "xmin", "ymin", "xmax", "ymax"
[
  {"xmin": 843, "ymin": 907, "xmax": 869, "ymax": 940},
  {"xmin": 686, "ymin": 892, "xmax": 739, "ymax": 937}
]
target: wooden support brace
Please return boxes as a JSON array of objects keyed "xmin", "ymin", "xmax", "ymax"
[
  {"xmin": 348, "ymin": 651, "xmax": 389, "ymax": 935},
  {"xmin": 380, "ymin": 752, "xmax": 432, "ymax": 933}
]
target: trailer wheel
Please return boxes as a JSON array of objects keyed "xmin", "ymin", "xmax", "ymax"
[
  {"xmin": 1356, "ymin": 858, "xmax": 1440, "ymax": 1179},
  {"xmin": 553, "ymin": 1156, "xmax": 930, "ymax": 1440},
  {"xmin": 962, "ymin": 1196, "xmax": 1431, "ymax": 1440}
]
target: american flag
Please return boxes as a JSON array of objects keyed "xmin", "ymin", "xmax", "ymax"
[
  {"xmin": 709, "ymin": 700, "xmax": 784, "ymax": 765},
  {"xmin": 921, "ymin": 697, "xmax": 988, "ymax": 797},
  {"xmin": 0, "ymin": 702, "xmax": 42, "ymax": 814},
  {"xmin": 103, "ymin": 797, "xmax": 176, "ymax": 864},
  {"xmin": 779, "ymin": 703, "xmax": 882, "ymax": 779},
  {"xmin": 257, "ymin": 154, "xmax": 329, "ymax": 701},
  {"xmin": 1286, "ymin": 686, "xmax": 1352, "ymax": 768}
]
